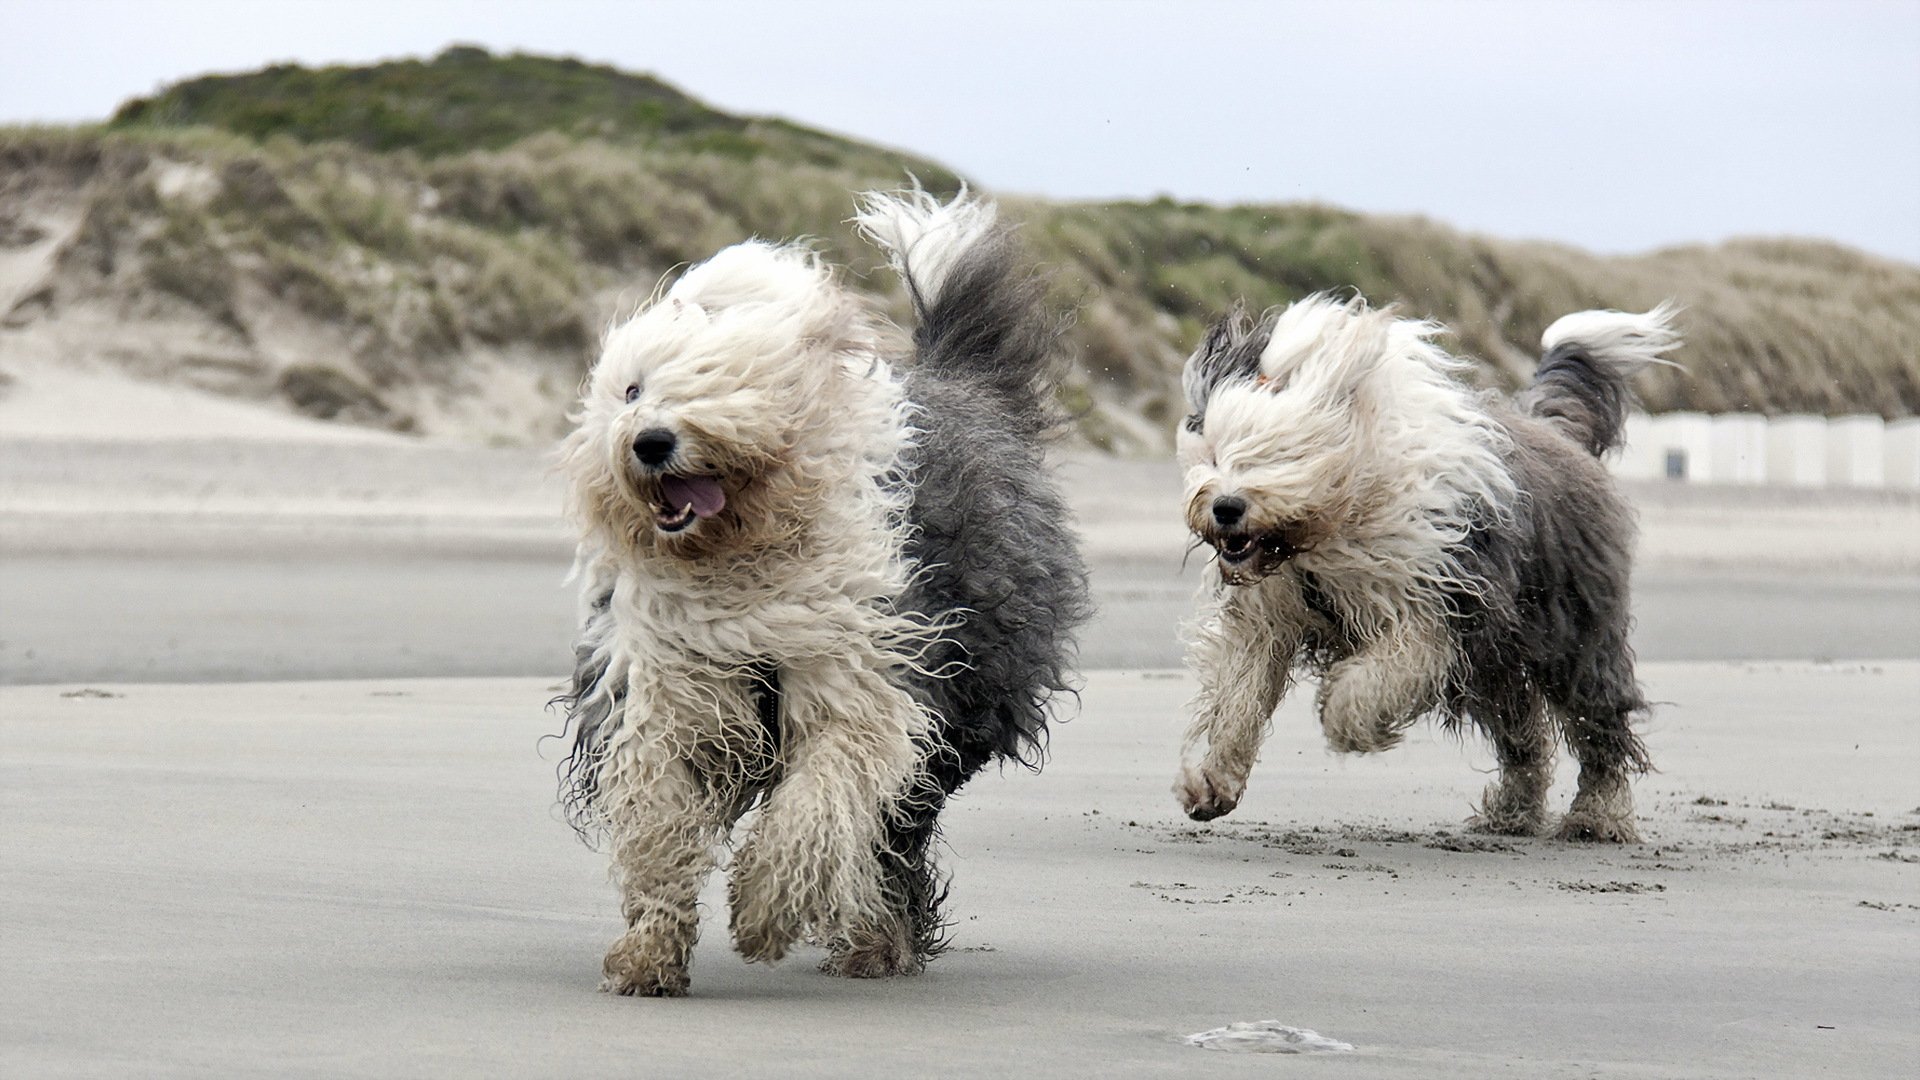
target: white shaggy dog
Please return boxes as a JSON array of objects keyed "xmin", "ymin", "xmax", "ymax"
[
  {"xmin": 554, "ymin": 190, "xmax": 1088, "ymax": 996},
  {"xmin": 1173, "ymin": 294, "xmax": 1679, "ymax": 842}
]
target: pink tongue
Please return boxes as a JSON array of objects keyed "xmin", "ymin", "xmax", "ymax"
[{"xmin": 660, "ymin": 475, "xmax": 726, "ymax": 519}]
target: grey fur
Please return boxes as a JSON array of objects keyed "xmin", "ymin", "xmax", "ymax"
[
  {"xmin": 1181, "ymin": 303, "xmax": 1270, "ymax": 433},
  {"xmin": 1183, "ymin": 302, "xmax": 1669, "ymax": 841},
  {"xmin": 1516, "ymin": 343, "xmax": 1637, "ymax": 455},
  {"xmin": 865, "ymin": 216, "xmax": 1093, "ymax": 965},
  {"xmin": 552, "ymin": 564, "xmax": 622, "ymax": 839},
  {"xmin": 553, "ymin": 206, "xmax": 1091, "ymax": 969},
  {"xmin": 1440, "ymin": 407, "xmax": 1651, "ymax": 836}
]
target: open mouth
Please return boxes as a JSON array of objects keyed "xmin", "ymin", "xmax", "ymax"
[
  {"xmin": 651, "ymin": 474, "xmax": 726, "ymax": 534},
  {"xmin": 653, "ymin": 502, "xmax": 698, "ymax": 532},
  {"xmin": 1217, "ymin": 534, "xmax": 1258, "ymax": 564},
  {"xmin": 1212, "ymin": 531, "xmax": 1302, "ymax": 568}
]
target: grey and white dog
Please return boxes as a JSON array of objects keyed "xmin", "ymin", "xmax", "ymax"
[
  {"xmin": 555, "ymin": 190, "xmax": 1089, "ymax": 995},
  {"xmin": 1172, "ymin": 294, "xmax": 1679, "ymax": 842}
]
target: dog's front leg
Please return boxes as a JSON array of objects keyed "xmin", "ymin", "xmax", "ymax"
[
  {"xmin": 598, "ymin": 705, "xmax": 731, "ymax": 997},
  {"xmin": 1175, "ymin": 581, "xmax": 1306, "ymax": 821},
  {"xmin": 727, "ymin": 658, "xmax": 921, "ymax": 964},
  {"xmin": 1315, "ymin": 622, "xmax": 1449, "ymax": 753}
]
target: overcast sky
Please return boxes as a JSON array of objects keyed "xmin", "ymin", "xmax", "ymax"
[{"xmin": 5, "ymin": 0, "xmax": 1917, "ymax": 262}]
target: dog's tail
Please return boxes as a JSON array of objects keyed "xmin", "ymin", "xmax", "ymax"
[
  {"xmin": 1520, "ymin": 303, "xmax": 1682, "ymax": 456},
  {"xmin": 854, "ymin": 187, "xmax": 1067, "ymax": 433}
]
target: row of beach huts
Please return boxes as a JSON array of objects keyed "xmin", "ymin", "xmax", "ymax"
[{"xmin": 1612, "ymin": 413, "xmax": 1920, "ymax": 490}]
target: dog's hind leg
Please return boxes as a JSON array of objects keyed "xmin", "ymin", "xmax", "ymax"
[
  {"xmin": 1469, "ymin": 690, "xmax": 1556, "ymax": 836},
  {"xmin": 1175, "ymin": 582, "xmax": 1304, "ymax": 822},
  {"xmin": 727, "ymin": 658, "xmax": 922, "ymax": 964},
  {"xmin": 1316, "ymin": 621, "xmax": 1449, "ymax": 755},
  {"xmin": 1555, "ymin": 701, "xmax": 1647, "ymax": 843},
  {"xmin": 1543, "ymin": 588, "xmax": 1649, "ymax": 842}
]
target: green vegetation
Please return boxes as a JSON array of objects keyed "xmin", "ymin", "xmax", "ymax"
[
  {"xmin": 4, "ymin": 48, "xmax": 1913, "ymax": 447},
  {"xmin": 107, "ymin": 45, "xmax": 961, "ymax": 188}
]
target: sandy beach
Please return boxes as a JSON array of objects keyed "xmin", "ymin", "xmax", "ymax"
[
  {"xmin": 3, "ymin": 7, "xmax": 1917, "ymax": 1075},
  {"xmin": 2, "ymin": 382, "xmax": 1918, "ymax": 1077},
  {"xmin": 4, "ymin": 664, "xmax": 1916, "ymax": 1078},
  {"xmin": 3, "ymin": 416, "xmax": 1917, "ymax": 683}
]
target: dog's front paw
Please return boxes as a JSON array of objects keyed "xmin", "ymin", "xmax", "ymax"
[
  {"xmin": 1315, "ymin": 660, "xmax": 1427, "ymax": 755},
  {"xmin": 1321, "ymin": 716, "xmax": 1403, "ymax": 754},
  {"xmin": 601, "ymin": 928, "xmax": 691, "ymax": 997},
  {"xmin": 1174, "ymin": 763, "xmax": 1243, "ymax": 822}
]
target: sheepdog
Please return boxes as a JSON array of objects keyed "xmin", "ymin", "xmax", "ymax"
[
  {"xmin": 1172, "ymin": 294, "xmax": 1679, "ymax": 842},
  {"xmin": 554, "ymin": 190, "xmax": 1089, "ymax": 996}
]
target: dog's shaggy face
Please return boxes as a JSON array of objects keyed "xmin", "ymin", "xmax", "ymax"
[
  {"xmin": 1179, "ymin": 383, "xmax": 1353, "ymax": 584},
  {"xmin": 565, "ymin": 243, "xmax": 894, "ymax": 561},
  {"xmin": 1178, "ymin": 297, "xmax": 1513, "ymax": 588},
  {"xmin": 1179, "ymin": 302, "xmax": 1376, "ymax": 584}
]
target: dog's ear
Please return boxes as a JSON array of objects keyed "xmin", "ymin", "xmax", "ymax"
[
  {"xmin": 1194, "ymin": 304, "xmax": 1247, "ymax": 369},
  {"xmin": 1183, "ymin": 304, "xmax": 1276, "ymax": 416}
]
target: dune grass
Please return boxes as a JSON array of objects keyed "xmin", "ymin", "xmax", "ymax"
[{"xmin": 4, "ymin": 49, "xmax": 1913, "ymax": 448}]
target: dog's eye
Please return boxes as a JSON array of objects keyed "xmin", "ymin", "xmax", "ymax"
[{"xmin": 623, "ymin": 384, "xmax": 641, "ymax": 404}]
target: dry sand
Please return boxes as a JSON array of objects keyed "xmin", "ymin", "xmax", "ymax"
[
  {"xmin": 2, "ymin": 387, "xmax": 1914, "ymax": 573},
  {"xmin": 2, "ymin": 664, "xmax": 1916, "ymax": 1078}
]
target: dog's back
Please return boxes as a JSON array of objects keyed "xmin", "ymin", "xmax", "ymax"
[
  {"xmin": 855, "ymin": 192, "xmax": 1092, "ymax": 777},
  {"xmin": 1456, "ymin": 305, "xmax": 1683, "ymax": 779}
]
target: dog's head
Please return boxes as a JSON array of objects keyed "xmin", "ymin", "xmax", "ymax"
[
  {"xmin": 1178, "ymin": 295, "xmax": 1417, "ymax": 584},
  {"xmin": 563, "ymin": 241, "xmax": 896, "ymax": 560}
]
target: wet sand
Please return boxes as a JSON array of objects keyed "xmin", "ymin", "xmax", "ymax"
[
  {"xmin": 5, "ymin": 548, "xmax": 1918, "ymax": 683},
  {"xmin": 3, "ymin": 664, "xmax": 1916, "ymax": 1078}
]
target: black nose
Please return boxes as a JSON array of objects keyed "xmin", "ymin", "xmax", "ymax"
[
  {"xmin": 1212, "ymin": 495, "xmax": 1247, "ymax": 528},
  {"xmin": 632, "ymin": 428, "xmax": 676, "ymax": 467}
]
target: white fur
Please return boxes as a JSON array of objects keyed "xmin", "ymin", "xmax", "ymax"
[
  {"xmin": 1542, "ymin": 301, "xmax": 1682, "ymax": 370},
  {"xmin": 1179, "ymin": 295, "xmax": 1516, "ymax": 640},
  {"xmin": 853, "ymin": 186, "xmax": 999, "ymax": 303},
  {"xmin": 563, "ymin": 231, "xmax": 945, "ymax": 995},
  {"xmin": 1175, "ymin": 295, "xmax": 1516, "ymax": 818}
]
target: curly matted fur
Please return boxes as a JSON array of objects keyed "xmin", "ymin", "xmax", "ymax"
[
  {"xmin": 1172, "ymin": 293, "xmax": 1679, "ymax": 843},
  {"xmin": 554, "ymin": 189, "xmax": 1090, "ymax": 996}
]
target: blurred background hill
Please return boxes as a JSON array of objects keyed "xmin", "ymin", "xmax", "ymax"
[{"xmin": 2, "ymin": 46, "xmax": 1915, "ymax": 451}]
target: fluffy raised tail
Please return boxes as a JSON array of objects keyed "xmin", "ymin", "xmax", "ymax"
[
  {"xmin": 853, "ymin": 188, "xmax": 1067, "ymax": 433},
  {"xmin": 1520, "ymin": 302, "xmax": 1682, "ymax": 456}
]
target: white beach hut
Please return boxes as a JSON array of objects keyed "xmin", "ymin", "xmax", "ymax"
[
  {"xmin": 1709, "ymin": 413, "xmax": 1769, "ymax": 485},
  {"xmin": 1765, "ymin": 415, "xmax": 1828, "ymax": 488},
  {"xmin": 1648, "ymin": 412, "xmax": 1715, "ymax": 482},
  {"xmin": 1825, "ymin": 414, "xmax": 1886, "ymax": 488},
  {"xmin": 1884, "ymin": 418, "xmax": 1920, "ymax": 492},
  {"xmin": 1609, "ymin": 412, "xmax": 1665, "ymax": 481}
]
